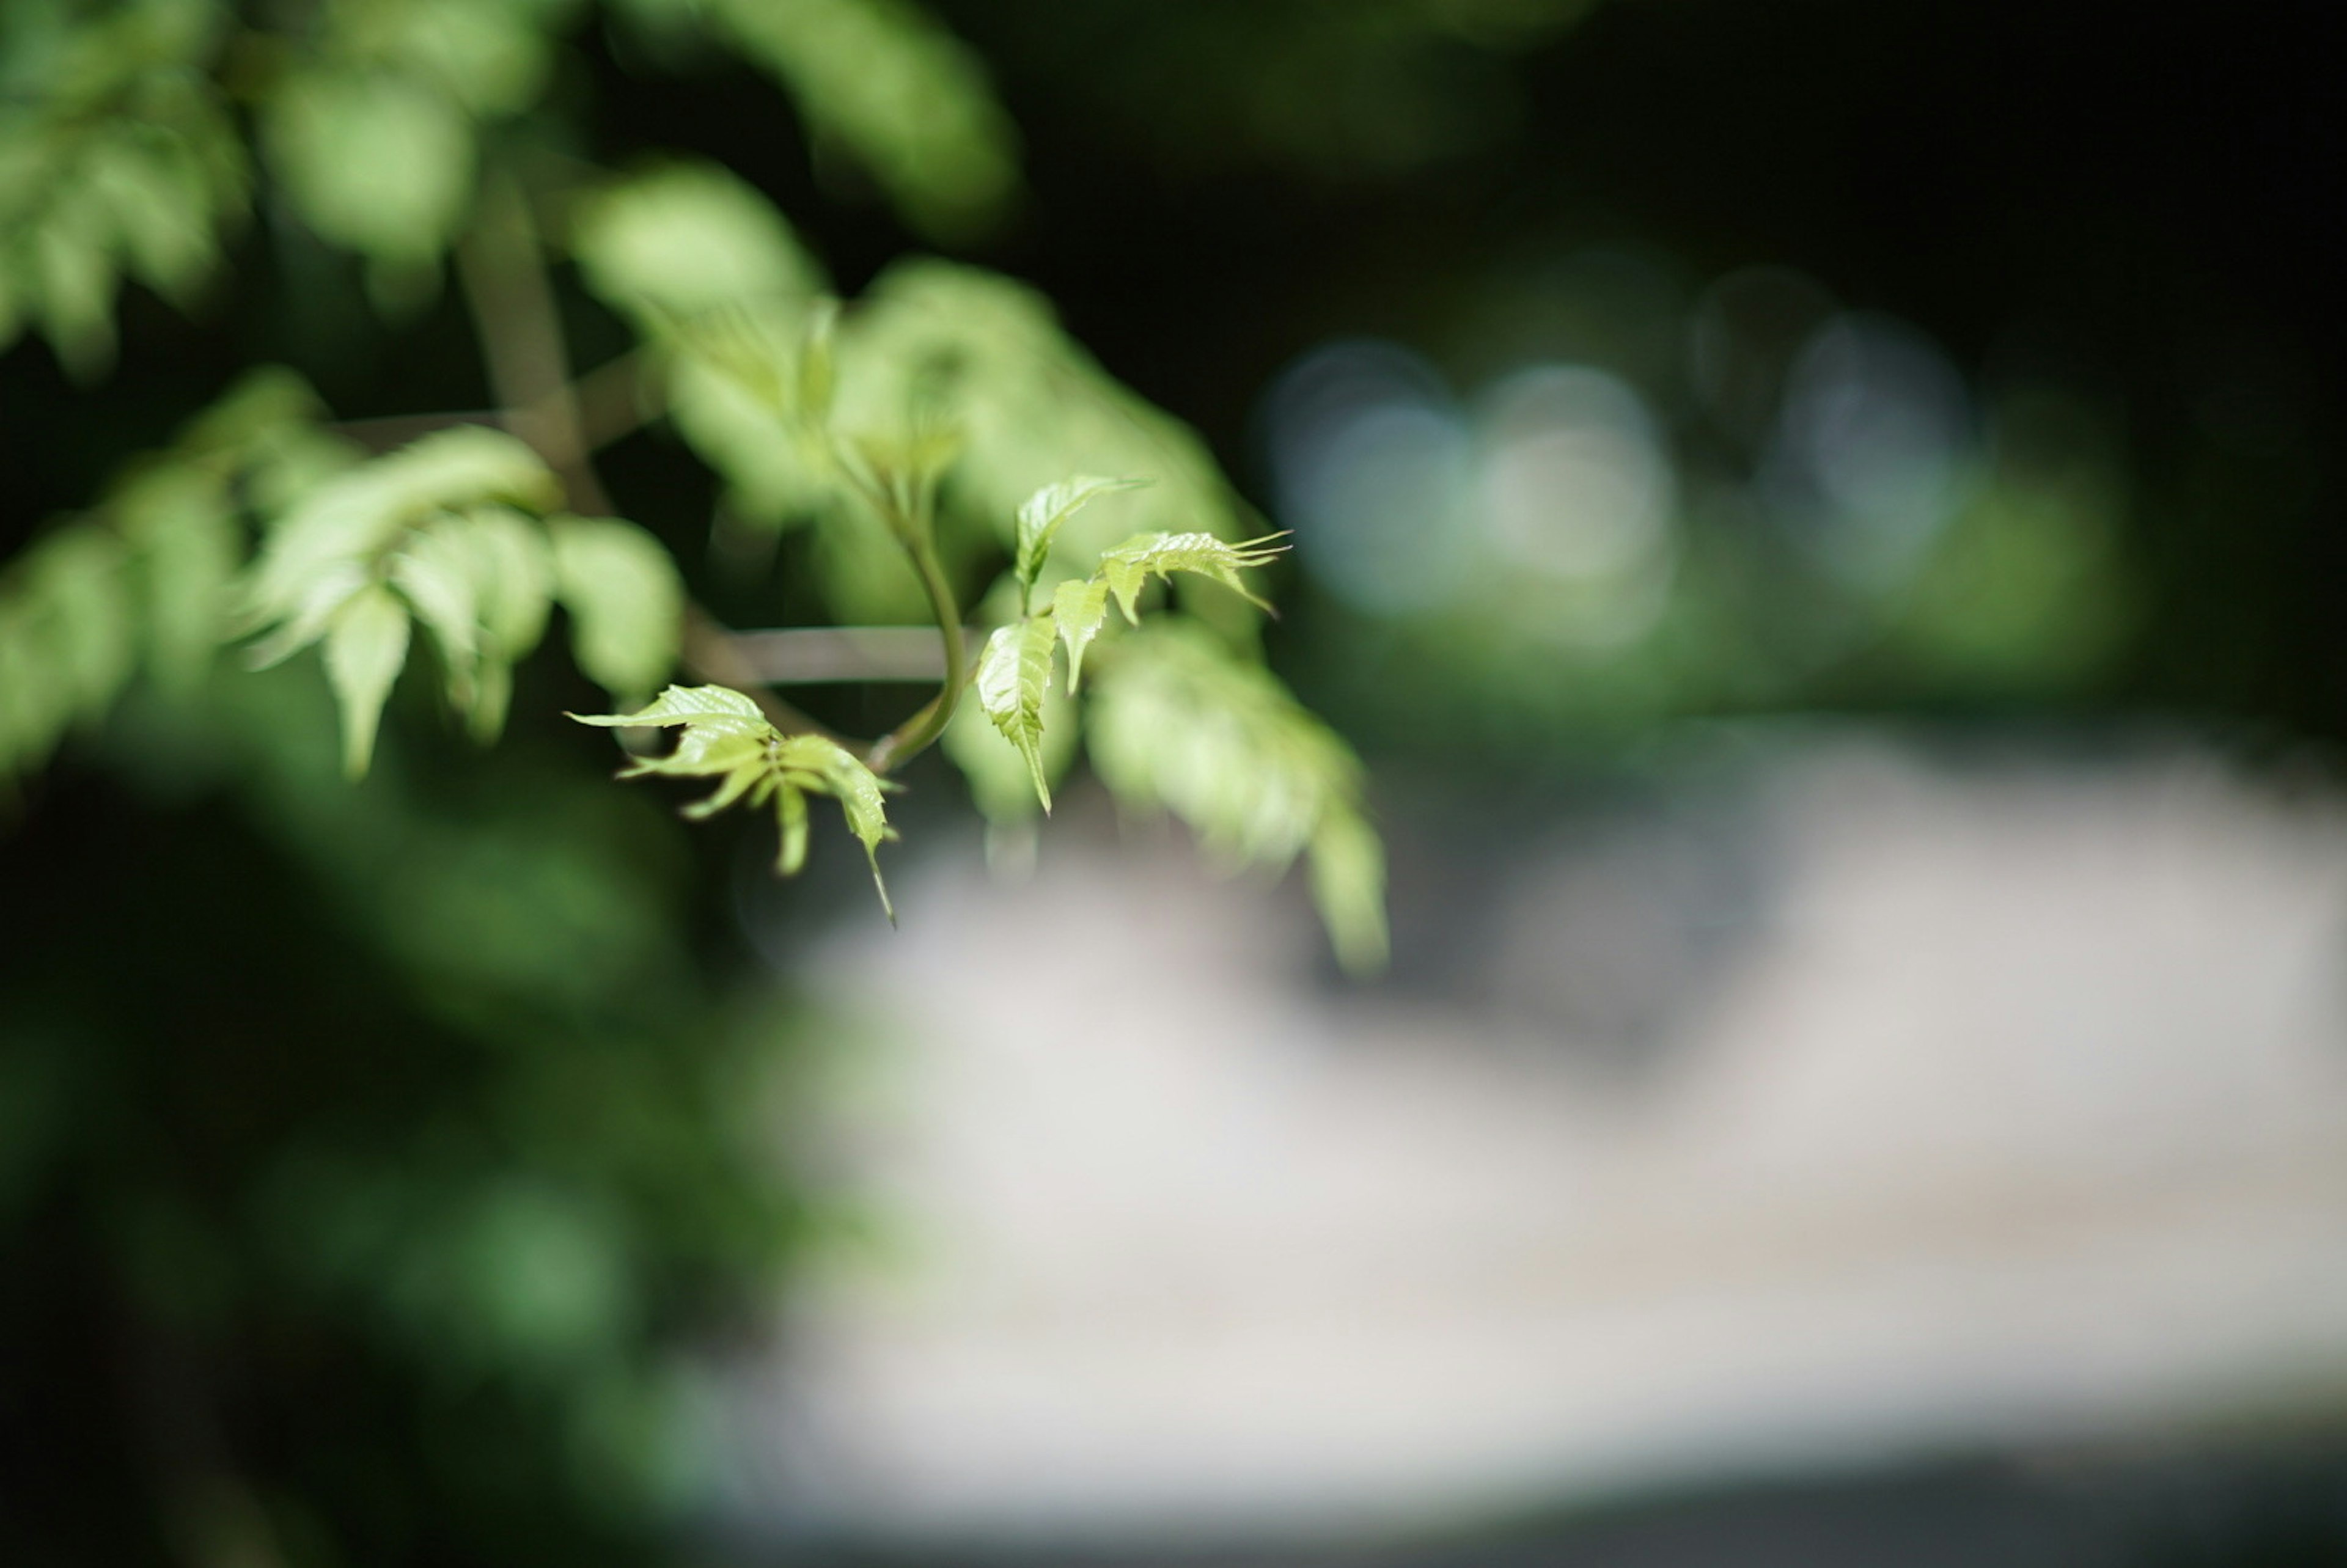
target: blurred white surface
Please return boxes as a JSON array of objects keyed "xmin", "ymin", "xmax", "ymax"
[{"xmin": 721, "ymin": 743, "xmax": 2347, "ymax": 1544}]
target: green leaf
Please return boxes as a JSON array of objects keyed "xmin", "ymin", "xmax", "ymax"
[
  {"xmin": 624, "ymin": 723, "xmax": 768, "ymax": 783},
  {"xmin": 569, "ymin": 683, "xmax": 766, "ymax": 730},
  {"xmin": 0, "ymin": 609, "xmax": 61, "ymax": 778},
  {"xmin": 797, "ymin": 298, "xmax": 840, "ymax": 423},
  {"xmin": 32, "ymin": 207, "xmax": 117, "ymax": 380},
  {"xmin": 571, "ymin": 162, "xmax": 825, "ymax": 327},
  {"xmin": 87, "ymin": 134, "xmax": 218, "ymax": 306},
  {"xmin": 246, "ymin": 427, "xmax": 559, "ymax": 656},
  {"xmin": 117, "ymin": 466, "xmax": 237, "ymax": 694},
  {"xmin": 1099, "ymin": 531, "xmax": 1285, "ymax": 625},
  {"xmin": 460, "ymin": 507, "xmax": 554, "ymax": 656},
  {"xmin": 323, "ymin": 584, "xmax": 412, "ymax": 779},
  {"xmin": 1014, "ymin": 475, "xmax": 1145, "ymax": 604},
  {"xmin": 1087, "ymin": 620, "xmax": 1386, "ymax": 969},
  {"xmin": 548, "ymin": 517, "xmax": 683, "ymax": 705},
  {"xmin": 265, "ymin": 70, "xmax": 476, "ymax": 268},
  {"xmin": 975, "ymin": 612, "xmax": 1057, "ymax": 811},
  {"xmin": 30, "ymin": 529, "xmax": 134, "ymax": 717},
  {"xmin": 940, "ymin": 651, "xmax": 1078, "ymax": 830},
  {"xmin": 390, "ymin": 519, "xmax": 483, "ymax": 705},
  {"xmin": 1051, "ymin": 574, "xmax": 1111, "ymax": 695},
  {"xmin": 567, "ymin": 686, "xmax": 895, "ymax": 917},
  {"xmin": 773, "ymin": 779, "xmax": 810, "ymax": 876},
  {"xmin": 776, "ymin": 733, "xmax": 897, "ymax": 920},
  {"xmin": 1309, "ymin": 806, "xmax": 1389, "ymax": 977},
  {"xmin": 467, "ymin": 656, "xmax": 513, "ymax": 744}
]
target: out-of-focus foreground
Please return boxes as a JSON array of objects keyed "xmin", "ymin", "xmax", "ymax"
[{"xmin": 9, "ymin": 1, "xmax": 2347, "ymax": 1563}]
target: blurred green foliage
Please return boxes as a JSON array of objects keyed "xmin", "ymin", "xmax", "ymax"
[{"xmin": 0, "ymin": 0, "xmax": 1399, "ymax": 1561}]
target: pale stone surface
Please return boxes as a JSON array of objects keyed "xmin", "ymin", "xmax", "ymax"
[{"xmin": 717, "ymin": 742, "xmax": 2347, "ymax": 1545}]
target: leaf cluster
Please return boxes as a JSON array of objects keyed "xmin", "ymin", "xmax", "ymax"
[
  {"xmin": 241, "ymin": 427, "xmax": 683, "ymax": 777},
  {"xmin": 2, "ymin": 0, "xmax": 1387, "ymax": 965},
  {"xmin": 973, "ymin": 472, "xmax": 1284, "ymax": 809},
  {"xmin": 571, "ymin": 684, "xmax": 897, "ymax": 917},
  {"xmin": 0, "ymin": 368, "xmax": 335, "ymax": 782}
]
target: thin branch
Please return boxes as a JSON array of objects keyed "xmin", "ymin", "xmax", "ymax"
[
  {"xmin": 571, "ymin": 351, "xmax": 649, "ymax": 453},
  {"xmin": 681, "ymin": 605, "xmax": 839, "ymax": 741},
  {"xmin": 863, "ymin": 527, "xmax": 969, "ymax": 774},
  {"xmin": 331, "ymin": 408, "xmax": 505, "ymax": 452},
  {"xmin": 331, "ymin": 355, "xmax": 647, "ymax": 458},
  {"xmin": 450, "ymin": 158, "xmax": 834, "ymax": 740},
  {"xmin": 454, "ymin": 163, "xmax": 611, "ymax": 514},
  {"xmin": 730, "ymin": 625, "xmax": 983, "ymax": 683}
]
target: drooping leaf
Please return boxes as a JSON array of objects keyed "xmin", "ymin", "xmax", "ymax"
[
  {"xmin": 1098, "ymin": 531, "xmax": 1285, "ymax": 624},
  {"xmin": 567, "ymin": 686, "xmax": 895, "ymax": 917},
  {"xmin": 548, "ymin": 516, "xmax": 683, "ymax": 705},
  {"xmin": 246, "ymin": 427, "xmax": 559, "ymax": 659},
  {"xmin": 1087, "ymin": 620, "xmax": 1386, "ymax": 970},
  {"xmin": 116, "ymin": 466, "xmax": 237, "ymax": 694},
  {"xmin": 939, "ymin": 673, "xmax": 1074, "ymax": 829},
  {"xmin": 460, "ymin": 507, "xmax": 554, "ymax": 656},
  {"xmin": 1051, "ymin": 574, "xmax": 1111, "ymax": 695},
  {"xmin": 773, "ymin": 777, "xmax": 810, "ymax": 875},
  {"xmin": 87, "ymin": 134, "xmax": 216, "ymax": 306},
  {"xmin": 974, "ymin": 612, "xmax": 1058, "ymax": 811},
  {"xmin": 322, "ymin": 584, "xmax": 412, "ymax": 779},
  {"xmin": 776, "ymin": 733, "xmax": 897, "ymax": 920},
  {"xmin": 1309, "ymin": 805, "xmax": 1390, "ymax": 976},
  {"xmin": 389, "ymin": 519, "xmax": 483, "ymax": 705},
  {"xmin": 32, "ymin": 208, "xmax": 117, "ymax": 379},
  {"xmin": 1013, "ymin": 475, "xmax": 1144, "ymax": 604},
  {"xmin": 30, "ymin": 529, "xmax": 134, "ymax": 717},
  {"xmin": 0, "ymin": 609, "xmax": 59, "ymax": 777}
]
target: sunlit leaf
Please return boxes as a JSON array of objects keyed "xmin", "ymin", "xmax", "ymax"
[
  {"xmin": 568, "ymin": 683, "xmax": 766, "ymax": 730},
  {"xmin": 1088, "ymin": 620, "xmax": 1386, "ymax": 969},
  {"xmin": 244, "ymin": 428, "xmax": 557, "ymax": 684},
  {"xmin": 975, "ymin": 612, "xmax": 1058, "ymax": 811},
  {"xmin": 568, "ymin": 685, "xmax": 894, "ymax": 915},
  {"xmin": 458, "ymin": 507, "xmax": 554, "ymax": 656},
  {"xmin": 837, "ymin": 260, "xmax": 1253, "ymax": 576},
  {"xmin": 547, "ymin": 516, "xmax": 682, "ymax": 705},
  {"xmin": 265, "ymin": 70, "xmax": 476, "ymax": 268},
  {"xmin": 940, "ymin": 657, "xmax": 1077, "ymax": 829},
  {"xmin": 322, "ymin": 584, "xmax": 412, "ymax": 778},
  {"xmin": 1051, "ymin": 574, "xmax": 1110, "ymax": 695},
  {"xmin": 1099, "ymin": 531, "xmax": 1284, "ymax": 624},
  {"xmin": 776, "ymin": 733, "xmax": 896, "ymax": 919},
  {"xmin": 571, "ymin": 161, "xmax": 825, "ymax": 326},
  {"xmin": 390, "ymin": 519, "xmax": 482, "ymax": 704},
  {"xmin": 773, "ymin": 776, "xmax": 810, "ymax": 874},
  {"xmin": 1014, "ymin": 475, "xmax": 1145, "ymax": 603},
  {"xmin": 45, "ymin": 531, "xmax": 134, "ymax": 716},
  {"xmin": 32, "ymin": 208, "xmax": 117, "ymax": 379},
  {"xmin": 1309, "ymin": 805, "xmax": 1389, "ymax": 976}
]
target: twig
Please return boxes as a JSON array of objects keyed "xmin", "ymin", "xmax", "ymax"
[
  {"xmin": 452, "ymin": 159, "xmax": 838, "ymax": 739},
  {"xmin": 862, "ymin": 529, "xmax": 969, "ymax": 772},
  {"xmin": 454, "ymin": 164, "xmax": 611, "ymax": 515},
  {"xmin": 729, "ymin": 625, "xmax": 983, "ymax": 683},
  {"xmin": 681, "ymin": 604, "xmax": 838, "ymax": 740}
]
